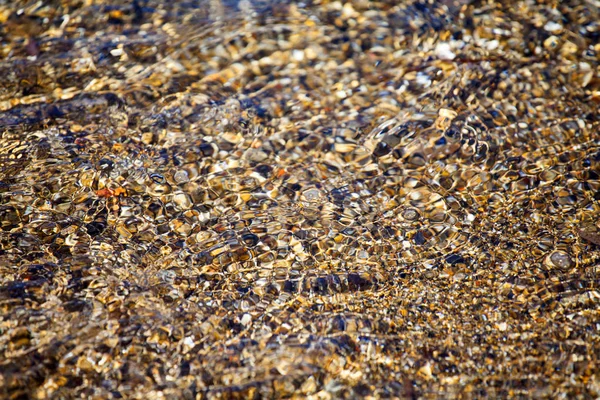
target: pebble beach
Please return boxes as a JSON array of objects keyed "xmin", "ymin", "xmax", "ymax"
[{"xmin": 1, "ymin": 0, "xmax": 600, "ymax": 398}]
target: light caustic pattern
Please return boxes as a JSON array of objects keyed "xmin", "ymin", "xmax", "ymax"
[{"xmin": 1, "ymin": 0, "xmax": 600, "ymax": 398}]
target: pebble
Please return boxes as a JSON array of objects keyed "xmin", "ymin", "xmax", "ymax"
[
  {"xmin": 240, "ymin": 313, "xmax": 252, "ymax": 326},
  {"xmin": 173, "ymin": 170, "xmax": 189, "ymax": 184},
  {"xmin": 549, "ymin": 251, "xmax": 573, "ymax": 270},
  {"xmin": 172, "ymin": 192, "xmax": 192, "ymax": 210},
  {"xmin": 435, "ymin": 42, "xmax": 456, "ymax": 60},
  {"xmin": 544, "ymin": 21, "xmax": 564, "ymax": 33}
]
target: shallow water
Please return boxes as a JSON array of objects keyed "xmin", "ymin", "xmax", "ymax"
[{"xmin": 1, "ymin": 0, "xmax": 600, "ymax": 398}]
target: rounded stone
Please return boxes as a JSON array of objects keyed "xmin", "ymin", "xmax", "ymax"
[
  {"xmin": 549, "ymin": 251, "xmax": 573, "ymax": 270},
  {"xmin": 402, "ymin": 208, "xmax": 419, "ymax": 221},
  {"xmin": 172, "ymin": 192, "xmax": 192, "ymax": 210},
  {"xmin": 174, "ymin": 170, "xmax": 189, "ymax": 184}
]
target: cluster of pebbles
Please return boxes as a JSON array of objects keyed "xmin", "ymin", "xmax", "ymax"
[{"xmin": 1, "ymin": 0, "xmax": 600, "ymax": 398}]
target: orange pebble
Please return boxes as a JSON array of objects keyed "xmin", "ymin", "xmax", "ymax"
[{"xmin": 96, "ymin": 188, "xmax": 114, "ymax": 198}]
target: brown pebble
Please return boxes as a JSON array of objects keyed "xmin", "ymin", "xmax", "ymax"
[{"xmin": 578, "ymin": 229, "xmax": 600, "ymax": 246}]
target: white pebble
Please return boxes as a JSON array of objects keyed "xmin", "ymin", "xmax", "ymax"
[
  {"xmin": 241, "ymin": 313, "xmax": 252, "ymax": 326},
  {"xmin": 183, "ymin": 336, "xmax": 195, "ymax": 348},
  {"xmin": 416, "ymin": 72, "xmax": 432, "ymax": 87},
  {"xmin": 292, "ymin": 49, "xmax": 305, "ymax": 62},
  {"xmin": 486, "ymin": 39, "xmax": 499, "ymax": 51},
  {"xmin": 435, "ymin": 42, "xmax": 456, "ymax": 60},
  {"xmin": 544, "ymin": 21, "xmax": 563, "ymax": 33}
]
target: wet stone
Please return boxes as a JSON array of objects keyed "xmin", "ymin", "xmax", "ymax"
[
  {"xmin": 549, "ymin": 251, "xmax": 573, "ymax": 270},
  {"xmin": 402, "ymin": 208, "xmax": 420, "ymax": 221},
  {"xmin": 241, "ymin": 233, "xmax": 259, "ymax": 247},
  {"xmin": 173, "ymin": 170, "xmax": 189, "ymax": 184}
]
